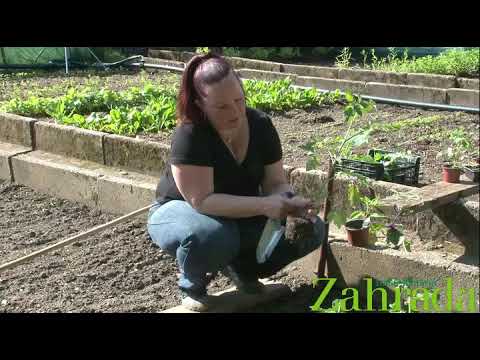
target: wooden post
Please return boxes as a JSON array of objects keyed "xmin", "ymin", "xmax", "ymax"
[{"xmin": 317, "ymin": 160, "xmax": 335, "ymax": 277}]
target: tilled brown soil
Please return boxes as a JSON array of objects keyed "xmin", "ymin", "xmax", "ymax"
[
  {"xmin": 0, "ymin": 181, "xmax": 323, "ymax": 313},
  {"xmin": 0, "ymin": 181, "xmax": 468, "ymax": 313},
  {"xmin": 0, "ymin": 181, "xmax": 236, "ymax": 313},
  {"xmin": 140, "ymin": 104, "xmax": 480, "ymax": 188}
]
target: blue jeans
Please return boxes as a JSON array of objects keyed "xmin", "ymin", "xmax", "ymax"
[{"xmin": 147, "ymin": 200, "xmax": 324, "ymax": 293}]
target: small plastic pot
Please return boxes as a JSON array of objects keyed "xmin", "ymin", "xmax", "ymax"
[{"xmin": 345, "ymin": 219, "xmax": 369, "ymax": 248}]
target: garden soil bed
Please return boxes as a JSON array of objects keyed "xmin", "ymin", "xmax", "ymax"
[
  {"xmin": 0, "ymin": 180, "xmax": 329, "ymax": 313},
  {"xmin": 0, "ymin": 181, "xmax": 465, "ymax": 313},
  {"xmin": 0, "ymin": 180, "xmax": 231, "ymax": 313},
  {"xmin": 140, "ymin": 103, "xmax": 479, "ymax": 191}
]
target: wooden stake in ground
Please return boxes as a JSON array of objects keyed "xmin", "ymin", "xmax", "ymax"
[
  {"xmin": 0, "ymin": 204, "xmax": 153, "ymax": 273},
  {"xmin": 317, "ymin": 160, "xmax": 335, "ymax": 277}
]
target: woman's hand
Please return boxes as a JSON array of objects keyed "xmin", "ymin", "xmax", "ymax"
[
  {"xmin": 261, "ymin": 194, "xmax": 316, "ymax": 220},
  {"xmin": 284, "ymin": 196, "xmax": 315, "ymax": 218},
  {"xmin": 261, "ymin": 194, "xmax": 297, "ymax": 220}
]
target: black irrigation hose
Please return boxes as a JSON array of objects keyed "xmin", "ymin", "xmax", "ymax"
[
  {"xmin": 291, "ymin": 85, "xmax": 480, "ymax": 114},
  {"xmin": 0, "ymin": 55, "xmax": 144, "ymax": 71},
  {"xmin": 101, "ymin": 55, "xmax": 144, "ymax": 67}
]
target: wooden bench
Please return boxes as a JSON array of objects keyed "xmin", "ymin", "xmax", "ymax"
[{"xmin": 379, "ymin": 181, "xmax": 479, "ymax": 257}]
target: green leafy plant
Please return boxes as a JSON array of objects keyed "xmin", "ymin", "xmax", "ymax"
[
  {"xmin": 436, "ymin": 128, "xmax": 474, "ymax": 169},
  {"xmin": 302, "ymin": 90, "xmax": 376, "ymax": 169},
  {"xmin": 328, "ymin": 180, "xmax": 409, "ymax": 250},
  {"xmin": 416, "ymin": 129, "xmax": 452, "ymax": 144},
  {"xmin": 373, "ymin": 150, "xmax": 419, "ymax": 183},
  {"xmin": 361, "ymin": 47, "xmax": 479, "ymax": 77},
  {"xmin": 1, "ymin": 77, "xmax": 347, "ymax": 136},
  {"xmin": 195, "ymin": 47, "xmax": 210, "ymax": 54},
  {"xmin": 243, "ymin": 78, "xmax": 330, "ymax": 112},
  {"xmin": 1, "ymin": 83, "xmax": 179, "ymax": 136},
  {"xmin": 335, "ymin": 47, "xmax": 352, "ymax": 68},
  {"xmin": 302, "ymin": 91, "xmax": 411, "ymax": 251}
]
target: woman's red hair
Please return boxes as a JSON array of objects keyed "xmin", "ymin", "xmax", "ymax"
[{"xmin": 176, "ymin": 53, "xmax": 243, "ymax": 126}]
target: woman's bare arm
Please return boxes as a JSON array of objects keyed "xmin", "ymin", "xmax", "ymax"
[
  {"xmin": 261, "ymin": 160, "xmax": 294, "ymax": 195},
  {"xmin": 171, "ymin": 164, "xmax": 293, "ymax": 219}
]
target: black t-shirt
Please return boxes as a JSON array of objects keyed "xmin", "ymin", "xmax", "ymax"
[{"xmin": 155, "ymin": 107, "xmax": 282, "ymax": 206}]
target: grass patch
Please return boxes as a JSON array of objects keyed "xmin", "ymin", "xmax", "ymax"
[
  {"xmin": 370, "ymin": 115, "xmax": 444, "ymax": 134},
  {"xmin": 336, "ymin": 48, "xmax": 480, "ymax": 77}
]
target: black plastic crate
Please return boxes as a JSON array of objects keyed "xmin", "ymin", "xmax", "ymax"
[
  {"xmin": 335, "ymin": 149, "xmax": 421, "ymax": 185},
  {"xmin": 335, "ymin": 158, "xmax": 385, "ymax": 180},
  {"xmin": 368, "ymin": 149, "xmax": 421, "ymax": 185},
  {"xmin": 464, "ymin": 165, "xmax": 480, "ymax": 183}
]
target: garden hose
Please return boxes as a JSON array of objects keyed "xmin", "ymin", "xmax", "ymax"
[{"xmin": 0, "ymin": 55, "xmax": 144, "ymax": 71}]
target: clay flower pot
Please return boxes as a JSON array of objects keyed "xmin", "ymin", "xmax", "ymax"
[
  {"xmin": 345, "ymin": 219, "xmax": 369, "ymax": 248},
  {"xmin": 442, "ymin": 164, "xmax": 461, "ymax": 183}
]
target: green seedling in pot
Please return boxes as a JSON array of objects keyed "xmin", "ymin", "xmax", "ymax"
[
  {"xmin": 436, "ymin": 128, "xmax": 473, "ymax": 168},
  {"xmin": 302, "ymin": 90, "xmax": 410, "ymax": 250},
  {"xmin": 436, "ymin": 128, "xmax": 476, "ymax": 183},
  {"xmin": 328, "ymin": 180, "xmax": 409, "ymax": 251},
  {"xmin": 436, "ymin": 146, "xmax": 466, "ymax": 170}
]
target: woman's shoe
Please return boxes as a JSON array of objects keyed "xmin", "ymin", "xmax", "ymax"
[
  {"xmin": 221, "ymin": 265, "xmax": 266, "ymax": 295},
  {"xmin": 180, "ymin": 288, "xmax": 212, "ymax": 312}
]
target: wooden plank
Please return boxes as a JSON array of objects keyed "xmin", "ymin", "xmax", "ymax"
[
  {"xmin": 379, "ymin": 181, "xmax": 479, "ymax": 215},
  {"xmin": 161, "ymin": 279, "xmax": 291, "ymax": 313}
]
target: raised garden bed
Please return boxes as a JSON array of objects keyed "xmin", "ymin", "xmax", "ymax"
[
  {"xmin": 1, "ymin": 69, "xmax": 478, "ymax": 188},
  {"xmin": 1, "ymin": 67, "xmax": 479, "ymax": 313}
]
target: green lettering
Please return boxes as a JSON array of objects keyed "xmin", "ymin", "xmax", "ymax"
[
  {"xmin": 468, "ymin": 289, "xmax": 477, "ymax": 313},
  {"xmin": 454, "ymin": 288, "xmax": 476, "ymax": 312},
  {"xmin": 310, "ymin": 278, "xmax": 337, "ymax": 312},
  {"xmin": 455, "ymin": 288, "xmax": 466, "ymax": 312},
  {"xmin": 389, "ymin": 287, "xmax": 403, "ymax": 312},
  {"xmin": 445, "ymin": 277, "xmax": 453, "ymax": 312},
  {"xmin": 341, "ymin": 287, "xmax": 360, "ymax": 312},
  {"xmin": 366, "ymin": 278, "xmax": 388, "ymax": 311},
  {"xmin": 410, "ymin": 288, "xmax": 431, "ymax": 312},
  {"xmin": 431, "ymin": 288, "xmax": 442, "ymax": 312}
]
